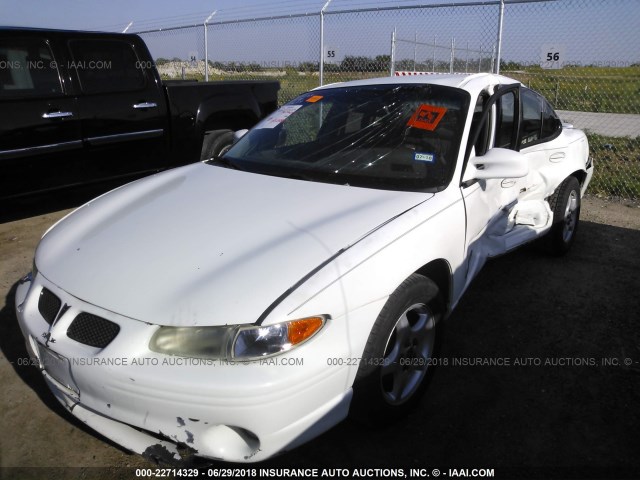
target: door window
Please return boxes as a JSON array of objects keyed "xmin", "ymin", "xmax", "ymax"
[
  {"xmin": 69, "ymin": 40, "xmax": 145, "ymax": 94},
  {"xmin": 520, "ymin": 89, "xmax": 543, "ymax": 148},
  {"xmin": 0, "ymin": 38, "xmax": 62, "ymax": 98},
  {"xmin": 470, "ymin": 93, "xmax": 490, "ymax": 156},
  {"xmin": 540, "ymin": 99, "xmax": 562, "ymax": 140},
  {"xmin": 494, "ymin": 91, "xmax": 517, "ymax": 149}
]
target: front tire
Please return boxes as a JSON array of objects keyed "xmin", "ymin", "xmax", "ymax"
[
  {"xmin": 351, "ymin": 274, "xmax": 442, "ymax": 423},
  {"xmin": 545, "ymin": 176, "xmax": 581, "ymax": 255},
  {"xmin": 200, "ymin": 129, "xmax": 234, "ymax": 160}
]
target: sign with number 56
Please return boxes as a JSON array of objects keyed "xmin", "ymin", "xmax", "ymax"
[{"xmin": 540, "ymin": 44, "xmax": 566, "ymax": 70}]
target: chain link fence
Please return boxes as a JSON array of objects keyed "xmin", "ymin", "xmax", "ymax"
[{"xmin": 135, "ymin": 0, "xmax": 640, "ymax": 199}]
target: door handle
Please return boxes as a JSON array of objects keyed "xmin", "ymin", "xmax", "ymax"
[
  {"xmin": 42, "ymin": 111, "xmax": 74, "ymax": 119},
  {"xmin": 549, "ymin": 152, "xmax": 566, "ymax": 163},
  {"xmin": 133, "ymin": 102, "xmax": 158, "ymax": 109}
]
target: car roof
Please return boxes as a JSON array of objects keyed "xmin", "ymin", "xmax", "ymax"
[{"xmin": 315, "ymin": 72, "xmax": 521, "ymax": 95}]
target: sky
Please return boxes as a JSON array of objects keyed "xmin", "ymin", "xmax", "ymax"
[
  {"xmin": 2, "ymin": 0, "xmax": 639, "ymax": 66},
  {"xmin": 3, "ymin": 0, "xmax": 434, "ymax": 32}
]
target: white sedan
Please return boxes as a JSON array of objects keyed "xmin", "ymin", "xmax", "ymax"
[{"xmin": 15, "ymin": 73, "xmax": 592, "ymax": 463}]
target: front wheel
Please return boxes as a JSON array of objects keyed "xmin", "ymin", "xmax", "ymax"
[
  {"xmin": 200, "ymin": 129, "xmax": 235, "ymax": 160},
  {"xmin": 350, "ymin": 274, "xmax": 442, "ymax": 423},
  {"xmin": 545, "ymin": 176, "xmax": 581, "ymax": 255}
]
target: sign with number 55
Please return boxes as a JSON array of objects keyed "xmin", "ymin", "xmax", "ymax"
[
  {"xmin": 324, "ymin": 46, "xmax": 339, "ymax": 64},
  {"xmin": 540, "ymin": 44, "xmax": 566, "ymax": 70}
]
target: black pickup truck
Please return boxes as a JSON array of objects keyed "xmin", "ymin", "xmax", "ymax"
[{"xmin": 0, "ymin": 27, "xmax": 279, "ymax": 200}]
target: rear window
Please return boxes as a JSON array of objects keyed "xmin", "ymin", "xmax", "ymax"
[
  {"xmin": 69, "ymin": 39, "xmax": 145, "ymax": 94},
  {"xmin": 0, "ymin": 38, "xmax": 62, "ymax": 98}
]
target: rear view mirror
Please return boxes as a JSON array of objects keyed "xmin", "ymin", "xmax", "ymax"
[{"xmin": 472, "ymin": 148, "xmax": 529, "ymax": 180}]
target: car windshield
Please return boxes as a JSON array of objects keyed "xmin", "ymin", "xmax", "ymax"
[{"xmin": 214, "ymin": 83, "xmax": 470, "ymax": 191}]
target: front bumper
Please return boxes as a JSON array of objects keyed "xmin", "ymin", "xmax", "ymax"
[{"xmin": 15, "ymin": 273, "xmax": 353, "ymax": 463}]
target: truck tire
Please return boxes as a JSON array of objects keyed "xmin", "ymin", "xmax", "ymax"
[{"xmin": 201, "ymin": 129, "xmax": 235, "ymax": 160}]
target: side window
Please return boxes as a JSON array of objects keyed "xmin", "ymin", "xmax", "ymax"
[
  {"xmin": 465, "ymin": 86, "xmax": 518, "ymax": 164},
  {"xmin": 541, "ymin": 99, "xmax": 562, "ymax": 140},
  {"xmin": 69, "ymin": 40, "xmax": 145, "ymax": 94},
  {"xmin": 470, "ymin": 93, "xmax": 490, "ymax": 155},
  {"xmin": 494, "ymin": 91, "xmax": 517, "ymax": 149},
  {"xmin": 520, "ymin": 89, "xmax": 542, "ymax": 148},
  {"xmin": 0, "ymin": 38, "xmax": 62, "ymax": 98}
]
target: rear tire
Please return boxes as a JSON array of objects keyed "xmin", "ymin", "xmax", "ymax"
[
  {"xmin": 350, "ymin": 274, "xmax": 443, "ymax": 425},
  {"xmin": 544, "ymin": 176, "xmax": 581, "ymax": 255},
  {"xmin": 200, "ymin": 129, "xmax": 234, "ymax": 160}
]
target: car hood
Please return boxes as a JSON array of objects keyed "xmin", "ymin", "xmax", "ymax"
[{"xmin": 37, "ymin": 164, "xmax": 432, "ymax": 326}]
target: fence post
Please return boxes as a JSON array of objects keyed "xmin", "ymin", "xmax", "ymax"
[
  {"xmin": 478, "ymin": 46, "xmax": 482, "ymax": 72},
  {"xmin": 432, "ymin": 35, "xmax": 436, "ymax": 71},
  {"xmin": 491, "ymin": 44, "xmax": 496, "ymax": 73},
  {"xmin": 450, "ymin": 38, "xmax": 455, "ymax": 73},
  {"xmin": 204, "ymin": 10, "xmax": 216, "ymax": 82},
  {"xmin": 319, "ymin": 0, "xmax": 333, "ymax": 86},
  {"xmin": 465, "ymin": 41, "xmax": 469, "ymax": 73},
  {"xmin": 390, "ymin": 27, "xmax": 397, "ymax": 76},
  {"xmin": 495, "ymin": 0, "xmax": 505, "ymax": 74},
  {"xmin": 413, "ymin": 31, "xmax": 418, "ymax": 71}
]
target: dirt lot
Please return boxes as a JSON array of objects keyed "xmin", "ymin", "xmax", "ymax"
[{"xmin": 1, "ymin": 194, "xmax": 639, "ymax": 479}]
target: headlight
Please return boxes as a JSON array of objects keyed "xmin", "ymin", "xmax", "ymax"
[
  {"xmin": 233, "ymin": 316, "xmax": 325, "ymax": 360},
  {"xmin": 149, "ymin": 316, "xmax": 326, "ymax": 361},
  {"xmin": 149, "ymin": 326, "xmax": 236, "ymax": 359}
]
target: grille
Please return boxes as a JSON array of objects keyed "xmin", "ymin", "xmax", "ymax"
[
  {"xmin": 67, "ymin": 313, "xmax": 120, "ymax": 348},
  {"xmin": 38, "ymin": 288, "xmax": 61, "ymax": 325}
]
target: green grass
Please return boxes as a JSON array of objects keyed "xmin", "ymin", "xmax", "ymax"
[
  {"xmin": 587, "ymin": 133, "xmax": 640, "ymax": 199},
  {"xmin": 162, "ymin": 67, "xmax": 640, "ymax": 199},
  {"xmin": 165, "ymin": 66, "xmax": 640, "ymax": 114},
  {"xmin": 503, "ymin": 67, "xmax": 640, "ymax": 114}
]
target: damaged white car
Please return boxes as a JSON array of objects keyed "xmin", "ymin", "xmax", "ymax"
[{"xmin": 16, "ymin": 73, "xmax": 592, "ymax": 463}]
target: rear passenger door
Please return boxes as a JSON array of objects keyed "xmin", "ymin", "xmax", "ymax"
[
  {"xmin": 68, "ymin": 37, "xmax": 168, "ymax": 181},
  {"xmin": 518, "ymin": 88, "xmax": 564, "ymax": 195},
  {"xmin": 0, "ymin": 34, "xmax": 83, "ymax": 199}
]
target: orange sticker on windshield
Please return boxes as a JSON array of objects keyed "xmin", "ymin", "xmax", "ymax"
[
  {"xmin": 306, "ymin": 95, "xmax": 323, "ymax": 103},
  {"xmin": 407, "ymin": 104, "xmax": 447, "ymax": 131}
]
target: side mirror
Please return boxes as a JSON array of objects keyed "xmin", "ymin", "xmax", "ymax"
[
  {"xmin": 471, "ymin": 148, "xmax": 529, "ymax": 180},
  {"xmin": 234, "ymin": 129, "xmax": 249, "ymax": 142}
]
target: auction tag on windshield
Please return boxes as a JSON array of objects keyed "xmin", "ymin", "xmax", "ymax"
[
  {"xmin": 407, "ymin": 104, "xmax": 447, "ymax": 131},
  {"xmin": 414, "ymin": 152, "xmax": 435, "ymax": 163},
  {"xmin": 256, "ymin": 105, "xmax": 302, "ymax": 129},
  {"xmin": 306, "ymin": 95, "xmax": 323, "ymax": 103}
]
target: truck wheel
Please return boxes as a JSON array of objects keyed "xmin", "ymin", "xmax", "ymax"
[
  {"xmin": 201, "ymin": 129, "xmax": 235, "ymax": 160},
  {"xmin": 350, "ymin": 274, "xmax": 442, "ymax": 424},
  {"xmin": 545, "ymin": 176, "xmax": 581, "ymax": 256}
]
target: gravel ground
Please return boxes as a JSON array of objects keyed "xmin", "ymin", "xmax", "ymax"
[{"xmin": 1, "ymin": 193, "xmax": 638, "ymax": 480}]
